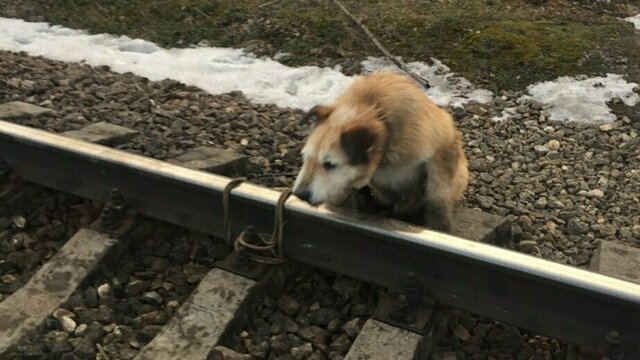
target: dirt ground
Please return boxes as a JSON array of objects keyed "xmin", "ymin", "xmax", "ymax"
[{"xmin": 1, "ymin": 0, "xmax": 640, "ymax": 91}]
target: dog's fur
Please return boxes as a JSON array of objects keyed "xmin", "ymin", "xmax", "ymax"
[{"xmin": 292, "ymin": 72, "xmax": 468, "ymax": 232}]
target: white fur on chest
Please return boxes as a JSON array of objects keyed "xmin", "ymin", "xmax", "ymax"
[{"xmin": 371, "ymin": 160, "xmax": 425, "ymax": 192}]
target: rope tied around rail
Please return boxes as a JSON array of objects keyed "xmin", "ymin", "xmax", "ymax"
[{"xmin": 222, "ymin": 178, "xmax": 292, "ymax": 265}]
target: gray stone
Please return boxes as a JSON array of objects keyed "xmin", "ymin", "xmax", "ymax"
[
  {"xmin": 60, "ymin": 316, "xmax": 77, "ymax": 333},
  {"xmin": 52, "ymin": 308, "xmax": 74, "ymax": 320},
  {"xmin": 496, "ymin": 326, "xmax": 522, "ymax": 352},
  {"xmin": 0, "ymin": 229, "xmax": 118, "ymax": 354},
  {"xmin": 452, "ymin": 324, "xmax": 471, "ymax": 341},
  {"xmin": 209, "ymin": 346, "xmax": 255, "ymax": 360},
  {"xmin": 73, "ymin": 339, "xmax": 96, "ymax": 359},
  {"xmin": 476, "ymin": 195, "xmax": 494, "ymax": 209},
  {"xmin": 327, "ymin": 318, "xmax": 342, "ymax": 333},
  {"xmin": 308, "ymin": 308, "xmax": 341, "ymax": 326},
  {"xmin": 142, "ymin": 291, "xmax": 163, "ymax": 305},
  {"xmin": 0, "ymin": 101, "xmax": 52, "ymax": 120},
  {"xmin": 342, "ymin": 318, "xmax": 364, "ymax": 338},
  {"xmin": 126, "ymin": 280, "xmax": 149, "ymax": 296},
  {"xmin": 103, "ymin": 343, "xmax": 140, "ymax": 359},
  {"xmin": 566, "ymin": 218, "xmax": 589, "ymax": 235},
  {"xmin": 97, "ymin": 283, "xmax": 112, "ymax": 299},
  {"xmin": 332, "ymin": 277, "xmax": 361, "ymax": 300},
  {"xmin": 84, "ymin": 287, "xmax": 98, "ymax": 308},
  {"xmin": 283, "ymin": 317, "xmax": 300, "ymax": 333},
  {"xmin": 307, "ymin": 352, "xmax": 327, "ymax": 360},
  {"xmin": 466, "ymin": 104, "xmax": 488, "ymax": 116},
  {"xmin": 248, "ymin": 341, "xmax": 268, "ymax": 358},
  {"xmin": 137, "ymin": 325, "xmax": 163, "ymax": 343},
  {"xmin": 270, "ymin": 333, "xmax": 292, "ymax": 355},
  {"xmin": 74, "ymin": 324, "xmax": 87, "ymax": 337},
  {"xmin": 534, "ymin": 145, "xmax": 549, "ymax": 154},
  {"xmin": 291, "ymin": 343, "xmax": 313, "ymax": 359},
  {"xmin": 84, "ymin": 322, "xmax": 106, "ymax": 343},
  {"xmin": 432, "ymin": 351, "xmax": 457, "ymax": 360},
  {"xmin": 43, "ymin": 330, "xmax": 71, "ymax": 353},
  {"xmin": 297, "ymin": 326, "xmax": 329, "ymax": 345},
  {"xmin": 330, "ymin": 333, "xmax": 352, "ymax": 352},
  {"xmin": 72, "ymin": 338, "xmax": 96, "ymax": 358},
  {"xmin": 277, "ymin": 295, "xmax": 300, "ymax": 316}
]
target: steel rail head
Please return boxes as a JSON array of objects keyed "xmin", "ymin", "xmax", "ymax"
[{"xmin": 1, "ymin": 119, "xmax": 640, "ymax": 356}]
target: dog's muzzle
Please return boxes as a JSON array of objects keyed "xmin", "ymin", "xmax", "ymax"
[{"xmin": 293, "ymin": 189, "xmax": 312, "ymax": 203}]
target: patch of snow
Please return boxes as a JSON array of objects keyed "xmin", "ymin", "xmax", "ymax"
[
  {"xmin": 0, "ymin": 17, "xmax": 492, "ymax": 111},
  {"xmin": 117, "ymin": 39, "xmax": 161, "ymax": 54},
  {"xmin": 625, "ymin": 13, "xmax": 640, "ymax": 30},
  {"xmin": 525, "ymin": 74, "xmax": 639, "ymax": 123},
  {"xmin": 361, "ymin": 57, "xmax": 494, "ymax": 107},
  {"xmin": 493, "ymin": 74, "xmax": 640, "ymax": 123},
  {"xmin": 492, "ymin": 107, "xmax": 518, "ymax": 122},
  {"xmin": 3, "ymin": 17, "xmax": 635, "ymax": 124},
  {"xmin": 273, "ymin": 52, "xmax": 294, "ymax": 61}
]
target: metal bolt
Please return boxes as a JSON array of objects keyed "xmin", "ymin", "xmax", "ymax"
[
  {"xmin": 100, "ymin": 206, "xmax": 116, "ymax": 229},
  {"xmin": 605, "ymin": 331, "xmax": 623, "ymax": 360},
  {"xmin": 0, "ymin": 158, "xmax": 9, "ymax": 184},
  {"xmin": 404, "ymin": 272, "xmax": 421, "ymax": 306},
  {"xmin": 389, "ymin": 293, "xmax": 410, "ymax": 322},
  {"xmin": 109, "ymin": 188, "xmax": 126, "ymax": 209},
  {"xmin": 242, "ymin": 226, "xmax": 261, "ymax": 246},
  {"xmin": 235, "ymin": 246, "xmax": 252, "ymax": 269}
]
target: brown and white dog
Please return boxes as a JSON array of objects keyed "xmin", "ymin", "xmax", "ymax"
[{"xmin": 292, "ymin": 72, "xmax": 468, "ymax": 232}]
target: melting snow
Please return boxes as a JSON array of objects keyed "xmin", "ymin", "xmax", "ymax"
[
  {"xmin": 0, "ymin": 17, "xmax": 492, "ymax": 111},
  {"xmin": 494, "ymin": 74, "xmax": 639, "ymax": 123},
  {"xmin": 625, "ymin": 13, "xmax": 640, "ymax": 30},
  {"xmin": 1, "ymin": 17, "xmax": 638, "ymax": 123},
  {"xmin": 361, "ymin": 57, "xmax": 493, "ymax": 107}
]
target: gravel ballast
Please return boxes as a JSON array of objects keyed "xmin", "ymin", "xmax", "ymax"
[
  {"xmin": 0, "ymin": 183, "xmax": 101, "ymax": 303},
  {"xmin": 4, "ymin": 218, "xmax": 228, "ymax": 359},
  {"xmin": 219, "ymin": 267, "xmax": 380, "ymax": 360},
  {"xmin": 1, "ymin": 49, "xmax": 639, "ymax": 358},
  {"xmin": 2, "ymin": 50, "xmax": 637, "ymax": 265}
]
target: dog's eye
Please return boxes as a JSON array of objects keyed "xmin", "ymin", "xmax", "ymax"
[{"xmin": 323, "ymin": 161, "xmax": 337, "ymax": 170}]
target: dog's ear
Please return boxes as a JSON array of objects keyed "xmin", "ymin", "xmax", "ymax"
[
  {"xmin": 340, "ymin": 125, "xmax": 379, "ymax": 165},
  {"xmin": 301, "ymin": 105, "xmax": 334, "ymax": 125}
]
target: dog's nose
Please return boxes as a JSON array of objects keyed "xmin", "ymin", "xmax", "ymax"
[{"xmin": 294, "ymin": 189, "xmax": 312, "ymax": 203}]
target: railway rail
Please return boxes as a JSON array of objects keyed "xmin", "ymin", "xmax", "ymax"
[{"xmin": 0, "ymin": 104, "xmax": 640, "ymax": 359}]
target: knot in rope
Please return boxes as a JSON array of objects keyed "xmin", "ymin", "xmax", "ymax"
[{"xmin": 222, "ymin": 178, "xmax": 292, "ymax": 265}]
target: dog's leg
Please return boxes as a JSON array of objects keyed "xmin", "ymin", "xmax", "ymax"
[
  {"xmin": 391, "ymin": 187, "xmax": 427, "ymax": 227},
  {"xmin": 392, "ymin": 207, "xmax": 425, "ymax": 227},
  {"xmin": 352, "ymin": 186, "xmax": 394, "ymax": 215},
  {"xmin": 422, "ymin": 148, "xmax": 461, "ymax": 233},
  {"xmin": 423, "ymin": 197, "xmax": 453, "ymax": 232},
  {"xmin": 350, "ymin": 186, "xmax": 376, "ymax": 211}
]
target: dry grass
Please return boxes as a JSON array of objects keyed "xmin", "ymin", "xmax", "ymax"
[{"xmin": 15, "ymin": 0, "xmax": 638, "ymax": 90}]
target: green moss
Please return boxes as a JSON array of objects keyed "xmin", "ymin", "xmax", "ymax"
[
  {"xmin": 373, "ymin": 15, "xmax": 637, "ymax": 90},
  {"xmin": 42, "ymin": 0, "xmax": 640, "ymax": 91},
  {"xmin": 451, "ymin": 20, "xmax": 634, "ymax": 90},
  {"xmin": 47, "ymin": 0, "xmax": 240, "ymax": 47},
  {"xmin": 452, "ymin": 21, "xmax": 596, "ymax": 89}
]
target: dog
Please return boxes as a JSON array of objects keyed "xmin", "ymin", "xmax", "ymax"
[{"xmin": 292, "ymin": 71, "xmax": 468, "ymax": 233}]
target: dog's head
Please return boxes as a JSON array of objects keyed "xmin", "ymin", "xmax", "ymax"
[{"xmin": 292, "ymin": 103, "xmax": 385, "ymax": 206}]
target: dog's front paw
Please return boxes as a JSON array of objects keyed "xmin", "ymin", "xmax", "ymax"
[
  {"xmin": 393, "ymin": 210, "xmax": 425, "ymax": 227},
  {"xmin": 424, "ymin": 216, "xmax": 452, "ymax": 233},
  {"xmin": 352, "ymin": 187, "xmax": 374, "ymax": 211},
  {"xmin": 423, "ymin": 207, "xmax": 453, "ymax": 233}
]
